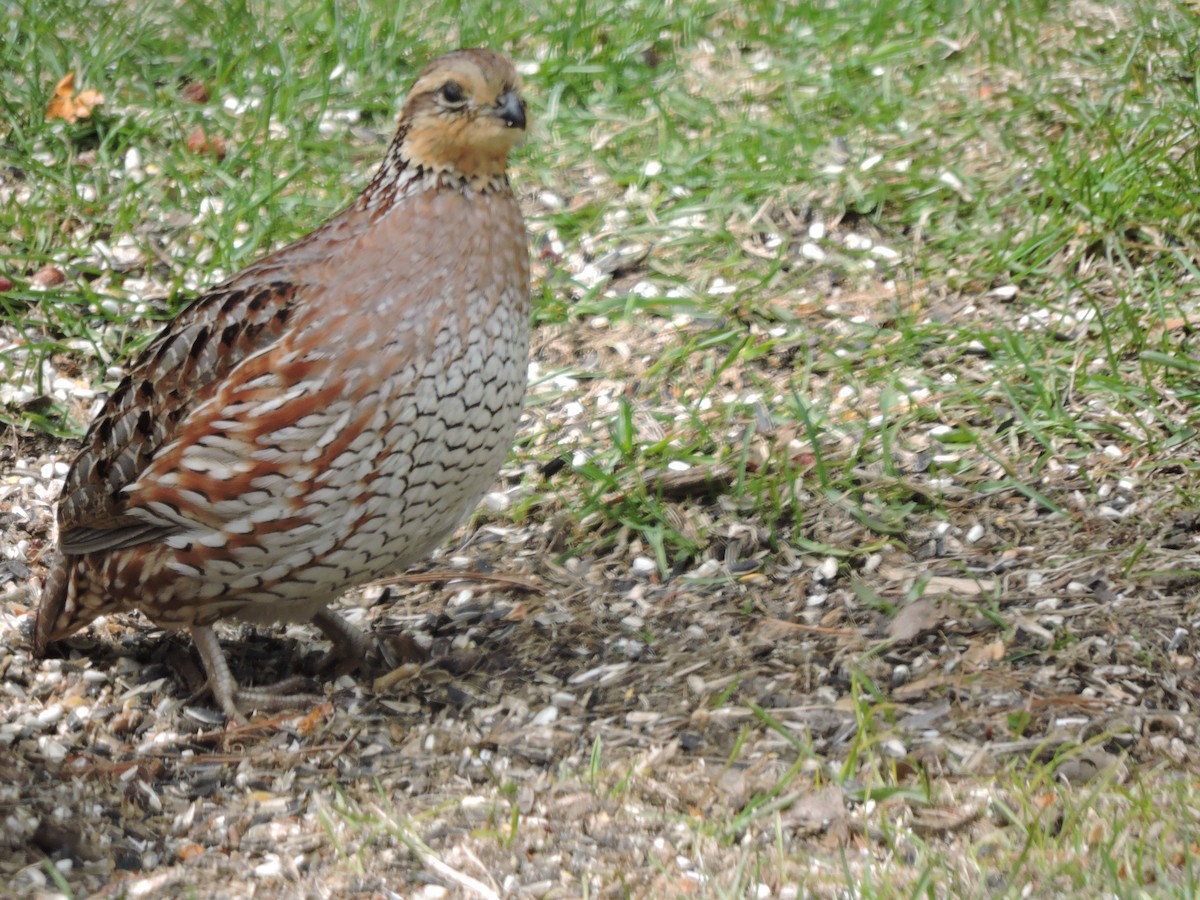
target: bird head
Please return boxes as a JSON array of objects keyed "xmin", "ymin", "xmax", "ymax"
[{"xmin": 398, "ymin": 49, "xmax": 527, "ymax": 186}]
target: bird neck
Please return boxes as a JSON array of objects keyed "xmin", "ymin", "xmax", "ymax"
[{"xmin": 354, "ymin": 124, "xmax": 512, "ymax": 212}]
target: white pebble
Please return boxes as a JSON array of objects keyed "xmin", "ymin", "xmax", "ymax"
[
  {"xmin": 531, "ymin": 706, "xmax": 559, "ymax": 726},
  {"xmin": 808, "ymin": 222, "xmax": 825, "ymax": 240},
  {"xmin": 39, "ymin": 738, "xmax": 68, "ymax": 763},
  {"xmin": 816, "ymin": 557, "xmax": 838, "ymax": 581},
  {"xmin": 939, "ymin": 171, "xmax": 964, "ymax": 191},
  {"xmin": 631, "ymin": 556, "xmax": 657, "ymax": 576},
  {"xmin": 1102, "ymin": 445, "xmax": 1123, "ymax": 460},
  {"xmin": 197, "ymin": 197, "xmax": 224, "ymax": 221},
  {"xmin": 800, "ymin": 242, "xmax": 826, "ymax": 261},
  {"xmin": 966, "ymin": 524, "xmax": 985, "ymax": 544},
  {"xmin": 687, "ymin": 559, "xmax": 721, "ymax": 579},
  {"xmin": 643, "ymin": 160, "xmax": 663, "ymax": 178},
  {"xmin": 254, "ymin": 857, "xmax": 282, "ymax": 878},
  {"xmin": 20, "ymin": 866, "xmax": 46, "ymax": 889},
  {"xmin": 881, "ymin": 738, "xmax": 907, "ymax": 758},
  {"xmin": 481, "ymin": 491, "xmax": 510, "ymax": 512}
]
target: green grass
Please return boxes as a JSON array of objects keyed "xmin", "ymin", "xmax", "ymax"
[{"xmin": 5, "ymin": 0, "xmax": 1200, "ymax": 895}]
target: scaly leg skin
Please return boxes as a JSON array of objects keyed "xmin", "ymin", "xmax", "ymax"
[
  {"xmin": 191, "ymin": 625, "xmax": 321, "ymax": 725},
  {"xmin": 311, "ymin": 607, "xmax": 372, "ymax": 676}
]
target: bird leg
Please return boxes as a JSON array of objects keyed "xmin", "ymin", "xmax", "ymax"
[
  {"xmin": 191, "ymin": 625, "xmax": 321, "ymax": 724},
  {"xmin": 311, "ymin": 608, "xmax": 373, "ymax": 676}
]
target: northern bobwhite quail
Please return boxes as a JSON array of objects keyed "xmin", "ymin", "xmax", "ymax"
[{"xmin": 33, "ymin": 49, "xmax": 531, "ymax": 723}]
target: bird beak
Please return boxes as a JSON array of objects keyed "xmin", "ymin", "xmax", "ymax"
[{"xmin": 493, "ymin": 91, "xmax": 526, "ymax": 130}]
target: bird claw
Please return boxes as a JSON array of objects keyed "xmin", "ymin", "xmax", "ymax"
[
  {"xmin": 313, "ymin": 649, "xmax": 363, "ymax": 678},
  {"xmin": 225, "ymin": 679, "xmax": 323, "ymax": 725},
  {"xmin": 192, "ymin": 625, "xmax": 323, "ymax": 724}
]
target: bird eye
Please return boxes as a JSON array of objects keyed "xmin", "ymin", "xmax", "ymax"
[{"xmin": 440, "ymin": 81, "xmax": 465, "ymax": 105}]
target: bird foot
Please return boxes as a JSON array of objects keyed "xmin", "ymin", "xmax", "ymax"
[
  {"xmin": 190, "ymin": 610, "xmax": 373, "ymax": 724},
  {"xmin": 311, "ymin": 607, "xmax": 376, "ymax": 677},
  {"xmin": 191, "ymin": 626, "xmax": 322, "ymax": 724}
]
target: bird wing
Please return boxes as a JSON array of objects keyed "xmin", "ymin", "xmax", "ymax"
[{"xmin": 56, "ymin": 277, "xmax": 303, "ymax": 553}]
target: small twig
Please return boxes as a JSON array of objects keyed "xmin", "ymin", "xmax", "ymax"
[
  {"xmin": 373, "ymin": 570, "xmax": 541, "ymax": 592},
  {"xmin": 372, "ymin": 803, "xmax": 500, "ymax": 900},
  {"xmin": 759, "ymin": 616, "xmax": 861, "ymax": 637},
  {"xmin": 324, "ymin": 726, "xmax": 362, "ymax": 765}
]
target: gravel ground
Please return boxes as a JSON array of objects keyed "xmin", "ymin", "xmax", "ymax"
[{"xmin": 4, "ymin": 294, "xmax": 1200, "ymax": 897}]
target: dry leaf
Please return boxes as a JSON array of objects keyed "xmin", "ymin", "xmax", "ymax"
[
  {"xmin": 373, "ymin": 663, "xmax": 422, "ymax": 693},
  {"xmin": 781, "ymin": 785, "xmax": 847, "ymax": 836},
  {"xmin": 892, "ymin": 671, "xmax": 957, "ymax": 702},
  {"xmin": 176, "ymin": 842, "xmax": 205, "ymax": 862},
  {"xmin": 911, "ymin": 803, "xmax": 982, "ymax": 835},
  {"xmin": 886, "ymin": 598, "xmax": 950, "ymax": 642},
  {"xmin": 1147, "ymin": 315, "xmax": 1200, "ymax": 338},
  {"xmin": 186, "ymin": 127, "xmax": 227, "ymax": 159},
  {"xmin": 293, "ymin": 702, "xmax": 332, "ymax": 735},
  {"xmin": 1053, "ymin": 748, "xmax": 1125, "ymax": 785},
  {"xmin": 31, "ymin": 264, "xmax": 65, "ymax": 288},
  {"xmin": 45, "ymin": 71, "xmax": 104, "ymax": 124},
  {"xmin": 962, "ymin": 639, "xmax": 1006, "ymax": 668},
  {"xmin": 925, "ymin": 574, "xmax": 994, "ymax": 596},
  {"xmin": 181, "ymin": 80, "xmax": 209, "ymax": 103}
]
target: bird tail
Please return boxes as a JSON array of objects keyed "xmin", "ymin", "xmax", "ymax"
[{"xmin": 32, "ymin": 550, "xmax": 70, "ymax": 657}]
